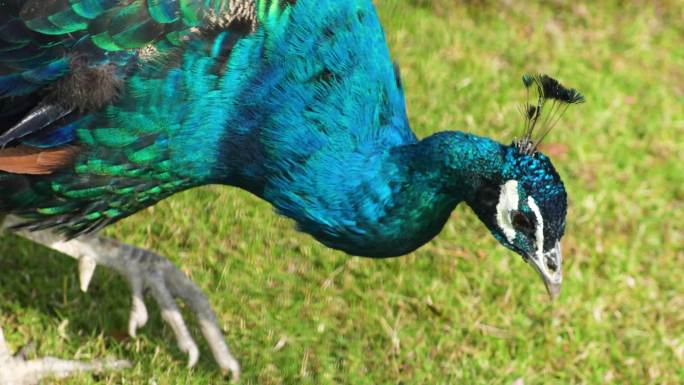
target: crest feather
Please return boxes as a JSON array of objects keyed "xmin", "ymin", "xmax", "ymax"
[{"xmin": 514, "ymin": 74, "xmax": 584, "ymax": 155}]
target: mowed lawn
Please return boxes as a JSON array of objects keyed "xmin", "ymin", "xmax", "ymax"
[{"xmin": 1, "ymin": 1, "xmax": 682, "ymax": 384}]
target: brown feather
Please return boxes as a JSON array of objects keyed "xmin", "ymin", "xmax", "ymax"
[{"xmin": 0, "ymin": 145, "xmax": 79, "ymax": 175}]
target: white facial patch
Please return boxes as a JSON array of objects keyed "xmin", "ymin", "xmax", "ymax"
[
  {"xmin": 527, "ymin": 196, "xmax": 545, "ymax": 255},
  {"xmin": 495, "ymin": 180, "xmax": 519, "ymax": 242}
]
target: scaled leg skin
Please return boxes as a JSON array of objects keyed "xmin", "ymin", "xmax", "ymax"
[
  {"xmin": 1, "ymin": 215, "xmax": 240, "ymax": 382},
  {"xmin": 0, "ymin": 327, "xmax": 129, "ymax": 385}
]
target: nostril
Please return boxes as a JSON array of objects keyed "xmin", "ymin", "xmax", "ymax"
[{"xmin": 546, "ymin": 257, "xmax": 557, "ymax": 271}]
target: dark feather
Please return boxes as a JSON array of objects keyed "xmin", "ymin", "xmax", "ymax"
[
  {"xmin": 515, "ymin": 73, "xmax": 584, "ymax": 155},
  {"xmin": 0, "ymin": 104, "xmax": 73, "ymax": 147}
]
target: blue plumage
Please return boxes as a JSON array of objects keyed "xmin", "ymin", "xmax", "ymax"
[
  {"xmin": 0, "ymin": 1, "xmax": 588, "ymax": 379},
  {"xmin": 0, "ymin": 0, "xmax": 579, "ymax": 304}
]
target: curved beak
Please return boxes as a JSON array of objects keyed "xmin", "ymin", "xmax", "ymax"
[{"xmin": 527, "ymin": 242, "xmax": 563, "ymax": 300}]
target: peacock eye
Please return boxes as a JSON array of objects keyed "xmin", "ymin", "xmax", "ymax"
[{"xmin": 511, "ymin": 210, "xmax": 534, "ymax": 233}]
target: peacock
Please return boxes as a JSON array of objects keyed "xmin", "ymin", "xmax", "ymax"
[{"xmin": 0, "ymin": 0, "xmax": 584, "ymax": 383}]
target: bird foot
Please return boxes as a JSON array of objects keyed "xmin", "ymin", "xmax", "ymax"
[
  {"xmin": 0, "ymin": 328, "xmax": 130, "ymax": 385},
  {"xmin": 3, "ymin": 216, "xmax": 240, "ymax": 381},
  {"xmin": 90, "ymin": 238, "xmax": 241, "ymax": 380}
]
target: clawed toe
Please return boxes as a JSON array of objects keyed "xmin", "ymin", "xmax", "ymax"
[
  {"xmin": 100, "ymin": 240, "xmax": 241, "ymax": 379},
  {"xmin": 0, "ymin": 328, "xmax": 130, "ymax": 385},
  {"xmin": 6, "ymin": 219, "xmax": 241, "ymax": 380}
]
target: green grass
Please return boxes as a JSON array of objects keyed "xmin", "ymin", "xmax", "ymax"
[{"xmin": 1, "ymin": 1, "xmax": 683, "ymax": 384}]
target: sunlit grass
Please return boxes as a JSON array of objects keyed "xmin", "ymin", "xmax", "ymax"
[{"xmin": 1, "ymin": 1, "xmax": 682, "ymax": 384}]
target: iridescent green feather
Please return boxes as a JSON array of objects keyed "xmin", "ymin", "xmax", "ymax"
[
  {"xmin": 0, "ymin": 0, "xmax": 295, "ymax": 236},
  {"xmin": 23, "ymin": 8, "xmax": 89, "ymax": 35}
]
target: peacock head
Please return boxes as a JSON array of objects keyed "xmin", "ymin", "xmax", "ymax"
[
  {"xmin": 470, "ymin": 148, "xmax": 567, "ymax": 299},
  {"xmin": 469, "ymin": 74, "xmax": 583, "ymax": 299}
]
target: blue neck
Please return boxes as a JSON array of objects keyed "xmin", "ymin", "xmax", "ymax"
[
  {"xmin": 392, "ymin": 131, "xmax": 507, "ymax": 203},
  {"xmin": 229, "ymin": 131, "xmax": 507, "ymax": 258}
]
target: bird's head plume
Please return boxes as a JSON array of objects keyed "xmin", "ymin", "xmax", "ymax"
[{"xmin": 513, "ymin": 74, "xmax": 584, "ymax": 156}]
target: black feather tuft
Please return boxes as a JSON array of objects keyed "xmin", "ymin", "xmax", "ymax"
[
  {"xmin": 514, "ymin": 73, "xmax": 584, "ymax": 155},
  {"xmin": 537, "ymin": 74, "xmax": 585, "ymax": 104}
]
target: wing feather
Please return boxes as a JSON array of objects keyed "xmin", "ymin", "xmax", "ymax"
[
  {"xmin": 0, "ymin": 0, "xmax": 262, "ymax": 236},
  {"xmin": 0, "ymin": 145, "xmax": 79, "ymax": 175}
]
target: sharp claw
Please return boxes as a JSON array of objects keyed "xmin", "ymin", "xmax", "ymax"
[
  {"xmin": 126, "ymin": 273, "xmax": 148, "ymax": 338},
  {"xmin": 78, "ymin": 257, "xmax": 97, "ymax": 292},
  {"xmin": 158, "ymin": 307, "xmax": 199, "ymax": 368},
  {"xmin": 226, "ymin": 360, "xmax": 241, "ymax": 382},
  {"xmin": 187, "ymin": 345, "xmax": 199, "ymax": 368},
  {"xmin": 127, "ymin": 295, "xmax": 148, "ymax": 338},
  {"xmin": 198, "ymin": 319, "xmax": 240, "ymax": 375}
]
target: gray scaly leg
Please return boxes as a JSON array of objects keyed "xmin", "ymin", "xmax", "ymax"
[{"xmin": 1, "ymin": 215, "xmax": 240, "ymax": 382}]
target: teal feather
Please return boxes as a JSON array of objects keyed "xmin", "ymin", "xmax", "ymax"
[
  {"xmin": 70, "ymin": 0, "xmax": 113, "ymax": 19},
  {"xmin": 147, "ymin": 0, "xmax": 180, "ymax": 23},
  {"xmin": 0, "ymin": 0, "xmax": 571, "ymax": 267}
]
